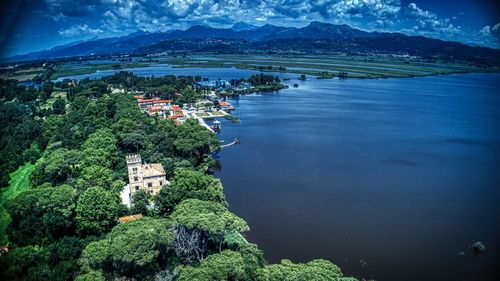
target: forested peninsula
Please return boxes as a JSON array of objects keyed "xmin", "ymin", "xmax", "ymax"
[{"xmin": 0, "ymin": 73, "xmax": 357, "ymax": 281}]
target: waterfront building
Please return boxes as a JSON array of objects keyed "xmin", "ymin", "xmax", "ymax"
[
  {"xmin": 195, "ymin": 78, "xmax": 231, "ymax": 89},
  {"xmin": 219, "ymin": 101, "xmax": 233, "ymax": 110}
]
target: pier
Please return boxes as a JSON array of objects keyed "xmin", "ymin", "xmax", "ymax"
[{"xmin": 220, "ymin": 138, "xmax": 239, "ymax": 148}]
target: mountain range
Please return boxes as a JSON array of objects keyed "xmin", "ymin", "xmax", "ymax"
[{"xmin": 3, "ymin": 21, "xmax": 499, "ymax": 64}]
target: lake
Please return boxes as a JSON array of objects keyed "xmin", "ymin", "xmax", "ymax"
[
  {"xmin": 60, "ymin": 67, "xmax": 500, "ymax": 281},
  {"xmin": 214, "ymin": 73, "xmax": 500, "ymax": 281},
  {"xmin": 53, "ymin": 65, "xmax": 274, "ymax": 82}
]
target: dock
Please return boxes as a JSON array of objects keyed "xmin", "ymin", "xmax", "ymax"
[{"xmin": 220, "ymin": 138, "xmax": 239, "ymax": 148}]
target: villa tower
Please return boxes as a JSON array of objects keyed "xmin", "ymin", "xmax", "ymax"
[{"xmin": 126, "ymin": 154, "xmax": 167, "ymax": 196}]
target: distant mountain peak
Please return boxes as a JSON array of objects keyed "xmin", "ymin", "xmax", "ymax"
[
  {"xmin": 231, "ymin": 22, "xmax": 258, "ymax": 31},
  {"xmin": 306, "ymin": 21, "xmax": 351, "ymax": 30},
  {"xmin": 187, "ymin": 24, "xmax": 205, "ymax": 30},
  {"xmin": 308, "ymin": 21, "xmax": 330, "ymax": 27},
  {"xmin": 258, "ymin": 23, "xmax": 279, "ymax": 29},
  {"xmin": 2, "ymin": 21, "xmax": 498, "ymax": 63}
]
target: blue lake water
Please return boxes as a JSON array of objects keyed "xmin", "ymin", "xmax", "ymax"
[
  {"xmin": 59, "ymin": 67, "xmax": 500, "ymax": 281},
  {"xmin": 17, "ymin": 81, "xmax": 43, "ymax": 89},
  {"xmin": 53, "ymin": 65, "xmax": 283, "ymax": 82},
  {"xmin": 214, "ymin": 73, "xmax": 500, "ymax": 281}
]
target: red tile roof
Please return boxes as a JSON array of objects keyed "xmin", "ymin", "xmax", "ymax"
[
  {"xmin": 153, "ymin": 100, "xmax": 172, "ymax": 104},
  {"xmin": 148, "ymin": 106, "xmax": 163, "ymax": 112},
  {"xmin": 168, "ymin": 113, "xmax": 184, "ymax": 119}
]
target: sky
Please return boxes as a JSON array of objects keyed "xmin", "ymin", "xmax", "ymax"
[{"xmin": 1, "ymin": 0, "xmax": 499, "ymax": 57}]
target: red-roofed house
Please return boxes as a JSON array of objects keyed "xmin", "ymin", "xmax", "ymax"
[{"xmin": 219, "ymin": 101, "xmax": 233, "ymax": 110}]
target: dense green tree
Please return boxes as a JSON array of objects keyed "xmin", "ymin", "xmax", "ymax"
[
  {"xmin": 5, "ymin": 185, "xmax": 78, "ymax": 245},
  {"xmin": 155, "ymin": 169, "xmax": 226, "ymax": 216},
  {"xmin": 179, "ymin": 86, "xmax": 199, "ymax": 104},
  {"xmin": 79, "ymin": 218, "xmax": 172, "ymax": 279},
  {"xmin": 0, "ymin": 99, "xmax": 44, "ymax": 187},
  {"xmin": 130, "ymin": 189, "xmax": 151, "ymax": 216},
  {"xmin": 0, "ymin": 245, "xmax": 50, "ymax": 281},
  {"xmin": 248, "ymin": 73, "xmax": 280, "ymax": 85},
  {"xmin": 41, "ymin": 114, "xmax": 64, "ymax": 144},
  {"xmin": 170, "ymin": 199, "xmax": 248, "ymax": 235},
  {"xmin": 22, "ymin": 143, "xmax": 42, "ymax": 164},
  {"xmin": 43, "ymin": 82, "xmax": 54, "ymax": 97},
  {"xmin": 80, "ymin": 129, "xmax": 118, "ymax": 168},
  {"xmin": 46, "ymin": 236, "xmax": 86, "ymax": 281},
  {"xmin": 77, "ymin": 239, "xmax": 110, "ymax": 272},
  {"xmin": 170, "ymin": 199, "xmax": 248, "ymax": 256},
  {"xmin": 176, "ymin": 250, "xmax": 249, "ymax": 281},
  {"xmin": 173, "ymin": 119, "xmax": 220, "ymax": 165},
  {"xmin": 76, "ymin": 165, "xmax": 115, "ymax": 191},
  {"xmin": 38, "ymin": 185, "xmax": 78, "ymax": 240},
  {"xmin": 236, "ymin": 243, "xmax": 266, "ymax": 280},
  {"xmin": 256, "ymin": 259, "xmax": 357, "ymax": 281},
  {"xmin": 4, "ymin": 189, "xmax": 47, "ymax": 245},
  {"xmin": 120, "ymin": 132, "xmax": 146, "ymax": 153},
  {"xmin": 76, "ymin": 187, "xmax": 119, "ymax": 235},
  {"xmin": 31, "ymin": 148, "xmax": 82, "ymax": 186},
  {"xmin": 111, "ymin": 118, "xmax": 140, "ymax": 135},
  {"xmin": 74, "ymin": 270, "xmax": 105, "ymax": 281},
  {"xmin": 52, "ymin": 97, "xmax": 66, "ymax": 115}
]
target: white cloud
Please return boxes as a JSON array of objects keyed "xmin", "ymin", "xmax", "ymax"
[
  {"xmin": 44, "ymin": 0, "xmax": 408, "ymax": 33},
  {"xmin": 483, "ymin": 23, "xmax": 500, "ymax": 38},
  {"xmin": 58, "ymin": 24, "xmax": 103, "ymax": 37},
  {"xmin": 41, "ymin": 0, "xmax": 498, "ymax": 48},
  {"xmin": 475, "ymin": 23, "xmax": 500, "ymax": 47},
  {"xmin": 404, "ymin": 3, "xmax": 462, "ymax": 39}
]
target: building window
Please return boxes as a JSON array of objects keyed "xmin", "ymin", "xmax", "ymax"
[
  {"xmin": 134, "ymin": 176, "xmax": 138, "ymax": 182},
  {"xmin": 135, "ymin": 186, "xmax": 139, "ymax": 191},
  {"xmin": 159, "ymin": 181, "xmax": 163, "ymax": 186},
  {"xmin": 132, "ymin": 167, "xmax": 138, "ymax": 173},
  {"xmin": 147, "ymin": 182, "xmax": 152, "ymax": 188}
]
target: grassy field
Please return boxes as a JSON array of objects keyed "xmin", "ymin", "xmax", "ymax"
[
  {"xmin": 41, "ymin": 91, "xmax": 67, "ymax": 110},
  {"xmin": 0, "ymin": 72, "xmax": 40, "ymax": 81},
  {"xmin": 51, "ymin": 62, "xmax": 152, "ymax": 79},
  {"xmin": 50, "ymin": 54, "xmax": 500, "ymax": 80},
  {"xmin": 162, "ymin": 54, "xmax": 499, "ymax": 79},
  {"xmin": 0, "ymin": 159, "xmax": 40, "ymax": 245},
  {"xmin": 0, "ymin": 67, "xmax": 46, "ymax": 81}
]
